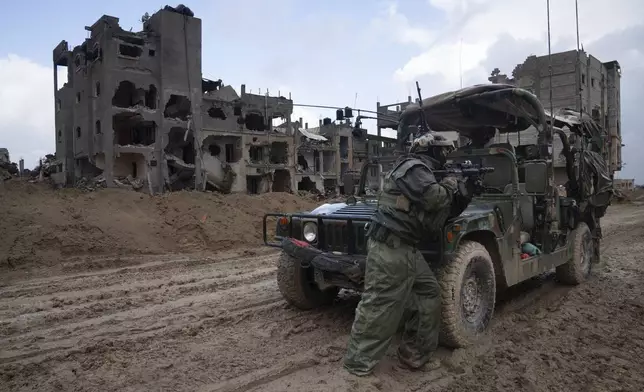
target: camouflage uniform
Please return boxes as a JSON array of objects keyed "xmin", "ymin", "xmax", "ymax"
[{"xmin": 344, "ymin": 133, "xmax": 464, "ymax": 376}]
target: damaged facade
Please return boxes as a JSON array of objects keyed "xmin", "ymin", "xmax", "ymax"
[
  {"xmin": 54, "ymin": 7, "xmax": 203, "ymax": 194},
  {"xmin": 490, "ymin": 50, "xmax": 622, "ymax": 183},
  {"xmin": 295, "ymin": 115, "xmax": 353, "ymax": 194},
  {"xmin": 53, "ymin": 6, "xmax": 299, "ymax": 194},
  {"xmin": 201, "ymin": 83, "xmax": 296, "ymax": 194}
]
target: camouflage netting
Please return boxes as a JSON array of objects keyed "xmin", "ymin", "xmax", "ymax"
[{"xmin": 580, "ymin": 150, "xmax": 614, "ymax": 216}]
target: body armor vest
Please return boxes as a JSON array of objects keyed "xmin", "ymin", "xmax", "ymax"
[{"xmin": 371, "ymin": 156, "xmax": 446, "ymax": 244}]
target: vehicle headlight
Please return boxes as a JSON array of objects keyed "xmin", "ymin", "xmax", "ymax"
[{"xmin": 303, "ymin": 222, "xmax": 318, "ymax": 242}]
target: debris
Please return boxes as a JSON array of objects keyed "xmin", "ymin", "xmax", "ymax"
[
  {"xmin": 163, "ymin": 4, "xmax": 195, "ymax": 17},
  {"xmin": 75, "ymin": 175, "xmax": 107, "ymax": 192}
]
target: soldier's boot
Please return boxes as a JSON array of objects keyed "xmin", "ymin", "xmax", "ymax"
[{"xmin": 397, "ymin": 344, "xmax": 441, "ymax": 371}]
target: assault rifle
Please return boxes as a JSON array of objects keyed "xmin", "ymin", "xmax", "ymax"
[
  {"xmin": 434, "ymin": 162, "xmax": 495, "ymax": 218},
  {"xmin": 433, "ymin": 162, "xmax": 495, "ymax": 181},
  {"xmin": 433, "ymin": 161, "xmax": 495, "ymax": 197}
]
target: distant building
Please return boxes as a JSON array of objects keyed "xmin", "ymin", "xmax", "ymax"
[
  {"xmin": 490, "ymin": 50, "xmax": 622, "ymax": 183},
  {"xmin": 614, "ymin": 178, "xmax": 634, "ymax": 191}
]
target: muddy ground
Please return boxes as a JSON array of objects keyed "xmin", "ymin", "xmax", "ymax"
[{"xmin": 1, "ymin": 184, "xmax": 643, "ymax": 392}]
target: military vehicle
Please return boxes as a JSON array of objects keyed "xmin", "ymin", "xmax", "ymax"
[{"xmin": 262, "ymin": 84, "xmax": 613, "ymax": 348}]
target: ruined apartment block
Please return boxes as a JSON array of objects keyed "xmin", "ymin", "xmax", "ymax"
[
  {"xmin": 53, "ymin": 6, "xmax": 301, "ymax": 194},
  {"xmin": 295, "ymin": 114, "xmax": 353, "ymax": 194},
  {"xmin": 201, "ymin": 82, "xmax": 296, "ymax": 194},
  {"xmin": 490, "ymin": 50, "xmax": 622, "ymax": 183},
  {"xmin": 54, "ymin": 7, "xmax": 204, "ymax": 194}
]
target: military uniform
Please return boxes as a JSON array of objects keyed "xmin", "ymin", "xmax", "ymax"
[{"xmin": 344, "ymin": 143, "xmax": 462, "ymax": 376}]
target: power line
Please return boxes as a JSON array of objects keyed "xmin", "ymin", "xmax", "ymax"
[{"xmin": 291, "ymin": 103, "xmax": 400, "ymax": 121}]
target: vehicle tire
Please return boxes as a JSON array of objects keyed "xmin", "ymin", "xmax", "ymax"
[
  {"xmin": 276, "ymin": 251, "xmax": 339, "ymax": 310},
  {"xmin": 438, "ymin": 240, "xmax": 496, "ymax": 349},
  {"xmin": 556, "ymin": 221, "xmax": 593, "ymax": 285}
]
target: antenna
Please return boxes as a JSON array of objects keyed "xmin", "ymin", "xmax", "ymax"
[
  {"xmin": 459, "ymin": 37, "xmax": 463, "ymax": 88},
  {"xmin": 354, "ymin": 92, "xmax": 358, "ymax": 108},
  {"xmin": 575, "ymin": 0, "xmax": 582, "ymax": 116},
  {"xmin": 546, "ymin": 0, "xmax": 554, "ymax": 129},
  {"xmin": 575, "ymin": 0, "xmax": 580, "ymax": 52}
]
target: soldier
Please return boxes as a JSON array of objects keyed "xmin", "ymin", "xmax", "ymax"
[
  {"xmin": 344, "ymin": 132, "xmax": 474, "ymax": 376},
  {"xmin": 466, "ymin": 126, "xmax": 497, "ymax": 149}
]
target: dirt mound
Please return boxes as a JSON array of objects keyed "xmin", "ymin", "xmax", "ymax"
[{"xmin": 0, "ymin": 181, "xmax": 319, "ymax": 269}]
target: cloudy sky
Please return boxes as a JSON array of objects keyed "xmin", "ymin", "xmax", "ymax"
[{"xmin": 0, "ymin": 0, "xmax": 642, "ymax": 181}]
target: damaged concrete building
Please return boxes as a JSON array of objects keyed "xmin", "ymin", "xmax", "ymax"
[
  {"xmin": 201, "ymin": 82, "xmax": 296, "ymax": 194},
  {"xmin": 53, "ymin": 6, "xmax": 204, "ymax": 193},
  {"xmin": 489, "ymin": 50, "xmax": 622, "ymax": 183},
  {"xmin": 53, "ymin": 5, "xmax": 297, "ymax": 194},
  {"xmin": 295, "ymin": 116, "xmax": 353, "ymax": 194}
]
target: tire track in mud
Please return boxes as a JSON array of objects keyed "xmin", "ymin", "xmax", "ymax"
[{"xmin": 0, "ymin": 251, "xmax": 285, "ymax": 369}]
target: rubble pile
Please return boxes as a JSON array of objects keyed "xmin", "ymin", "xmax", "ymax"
[
  {"xmin": 75, "ymin": 175, "xmax": 107, "ymax": 192},
  {"xmin": 30, "ymin": 154, "xmax": 57, "ymax": 179},
  {"xmin": 0, "ymin": 148, "xmax": 19, "ymax": 183}
]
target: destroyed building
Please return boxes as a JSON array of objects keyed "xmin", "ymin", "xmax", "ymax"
[
  {"xmin": 53, "ymin": 7, "xmax": 204, "ymax": 193},
  {"xmin": 52, "ymin": 6, "xmax": 298, "ymax": 194},
  {"xmin": 200, "ymin": 82, "xmax": 296, "ymax": 194},
  {"xmin": 295, "ymin": 115, "xmax": 353, "ymax": 194},
  {"xmin": 490, "ymin": 50, "xmax": 622, "ymax": 183}
]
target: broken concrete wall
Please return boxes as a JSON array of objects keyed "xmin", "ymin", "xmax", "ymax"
[
  {"xmin": 113, "ymin": 152, "xmax": 147, "ymax": 179},
  {"xmin": 198, "ymin": 131, "xmax": 295, "ymax": 194},
  {"xmin": 297, "ymin": 151, "xmax": 316, "ymax": 173},
  {"xmin": 0, "ymin": 148, "xmax": 9, "ymax": 163},
  {"xmin": 322, "ymin": 151, "xmax": 335, "ymax": 174},
  {"xmin": 201, "ymin": 134, "xmax": 241, "ymax": 193},
  {"xmin": 296, "ymin": 175, "xmax": 323, "ymax": 193}
]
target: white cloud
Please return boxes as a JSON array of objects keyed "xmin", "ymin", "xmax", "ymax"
[
  {"xmin": 370, "ymin": 3, "xmax": 436, "ymax": 48},
  {"xmin": 0, "ymin": 54, "xmax": 62, "ymax": 169},
  {"xmin": 394, "ymin": 40, "xmax": 491, "ymax": 84},
  {"xmin": 393, "ymin": 0, "xmax": 644, "ymax": 83}
]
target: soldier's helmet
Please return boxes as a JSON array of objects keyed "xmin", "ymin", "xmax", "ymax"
[
  {"xmin": 410, "ymin": 132, "xmax": 454, "ymax": 153},
  {"xmin": 410, "ymin": 132, "xmax": 455, "ymax": 163}
]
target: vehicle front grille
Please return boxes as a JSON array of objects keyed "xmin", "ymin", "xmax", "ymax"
[{"xmin": 320, "ymin": 220, "xmax": 368, "ymax": 255}]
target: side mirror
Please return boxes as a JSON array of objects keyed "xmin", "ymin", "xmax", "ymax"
[{"xmin": 524, "ymin": 161, "xmax": 548, "ymax": 194}]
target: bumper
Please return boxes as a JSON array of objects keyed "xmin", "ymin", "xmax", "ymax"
[{"xmin": 281, "ymin": 237, "xmax": 366, "ymax": 283}]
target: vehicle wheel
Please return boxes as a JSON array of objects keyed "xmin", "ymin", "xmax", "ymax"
[
  {"xmin": 438, "ymin": 241, "xmax": 496, "ymax": 349},
  {"xmin": 276, "ymin": 251, "xmax": 339, "ymax": 310},
  {"xmin": 556, "ymin": 222, "xmax": 593, "ymax": 285}
]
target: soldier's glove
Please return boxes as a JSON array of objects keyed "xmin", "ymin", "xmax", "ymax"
[
  {"xmin": 447, "ymin": 179, "xmax": 472, "ymax": 218},
  {"xmin": 456, "ymin": 180, "xmax": 473, "ymax": 203},
  {"xmin": 440, "ymin": 177, "xmax": 458, "ymax": 194},
  {"xmin": 464, "ymin": 177, "xmax": 480, "ymax": 197}
]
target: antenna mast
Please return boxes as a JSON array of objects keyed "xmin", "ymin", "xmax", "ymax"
[
  {"xmin": 547, "ymin": 0, "xmax": 554, "ymax": 127},
  {"xmin": 459, "ymin": 37, "xmax": 463, "ymax": 88},
  {"xmin": 575, "ymin": 0, "xmax": 582, "ymax": 117}
]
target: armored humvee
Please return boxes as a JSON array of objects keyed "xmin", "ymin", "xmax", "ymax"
[{"xmin": 263, "ymin": 84, "xmax": 613, "ymax": 348}]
